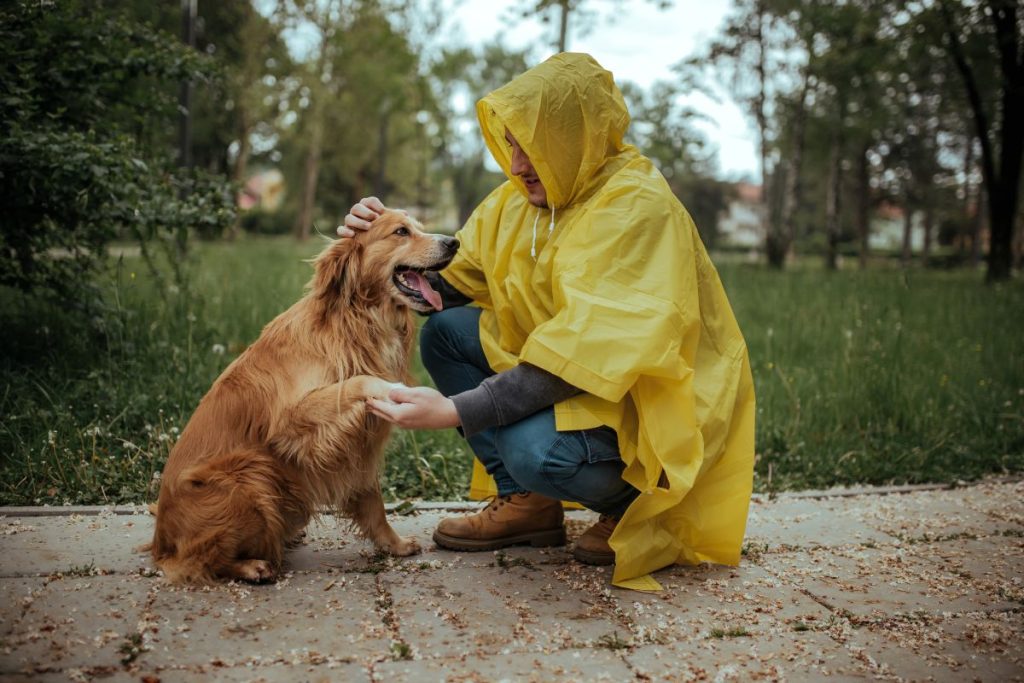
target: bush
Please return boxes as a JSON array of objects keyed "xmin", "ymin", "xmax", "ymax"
[
  {"xmin": 240, "ymin": 209, "xmax": 292, "ymax": 236},
  {"xmin": 0, "ymin": 0, "xmax": 235, "ymax": 304}
]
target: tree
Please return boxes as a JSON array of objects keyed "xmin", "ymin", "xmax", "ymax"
[
  {"xmin": 0, "ymin": 1, "xmax": 234, "ymax": 302},
  {"xmin": 513, "ymin": 0, "xmax": 673, "ymax": 53},
  {"xmin": 427, "ymin": 43, "xmax": 529, "ymax": 227},
  {"xmin": 622, "ymin": 80, "xmax": 725, "ymax": 245},
  {"xmin": 938, "ymin": 0, "xmax": 1023, "ymax": 281}
]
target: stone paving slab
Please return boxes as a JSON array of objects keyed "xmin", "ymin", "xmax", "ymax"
[
  {"xmin": 830, "ymin": 486, "xmax": 1023, "ymax": 541},
  {"xmin": 1, "ymin": 480, "xmax": 1023, "ymax": 681},
  {"xmin": 846, "ymin": 610, "xmax": 1024, "ymax": 682},
  {"xmin": 624, "ymin": 629, "xmax": 871, "ymax": 682},
  {"xmin": 0, "ymin": 514, "xmax": 151, "ymax": 578},
  {"xmin": 744, "ymin": 497, "xmax": 895, "ymax": 551},
  {"xmin": 0, "ymin": 575, "xmax": 150, "ymax": 675},
  {"xmin": 373, "ymin": 647, "xmax": 636, "ymax": 682},
  {"xmin": 757, "ymin": 541, "xmax": 1021, "ymax": 619}
]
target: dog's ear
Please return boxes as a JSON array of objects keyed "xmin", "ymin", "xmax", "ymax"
[
  {"xmin": 180, "ymin": 464, "xmax": 211, "ymax": 491},
  {"xmin": 311, "ymin": 238, "xmax": 362, "ymax": 302}
]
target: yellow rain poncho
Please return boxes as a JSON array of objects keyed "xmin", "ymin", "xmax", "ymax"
[{"xmin": 441, "ymin": 53, "xmax": 756, "ymax": 591}]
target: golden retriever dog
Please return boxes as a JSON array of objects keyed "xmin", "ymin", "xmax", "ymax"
[{"xmin": 147, "ymin": 210, "xmax": 458, "ymax": 584}]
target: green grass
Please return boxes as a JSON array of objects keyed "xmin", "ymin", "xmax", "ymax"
[{"xmin": 0, "ymin": 236, "xmax": 1021, "ymax": 505}]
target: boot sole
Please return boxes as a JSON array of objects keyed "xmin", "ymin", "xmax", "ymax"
[
  {"xmin": 573, "ymin": 546, "xmax": 615, "ymax": 566},
  {"xmin": 432, "ymin": 527, "xmax": 567, "ymax": 552}
]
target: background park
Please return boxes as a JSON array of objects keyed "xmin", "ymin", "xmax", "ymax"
[{"xmin": 1, "ymin": 0, "xmax": 1022, "ymax": 508}]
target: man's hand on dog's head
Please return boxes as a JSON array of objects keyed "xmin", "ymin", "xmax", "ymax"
[{"xmin": 337, "ymin": 197, "xmax": 409, "ymax": 238}]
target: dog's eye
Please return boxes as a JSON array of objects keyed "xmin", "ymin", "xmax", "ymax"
[{"xmin": 393, "ymin": 227, "xmax": 410, "ymax": 237}]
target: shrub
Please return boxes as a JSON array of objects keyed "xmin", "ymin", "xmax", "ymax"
[{"xmin": 0, "ymin": 0, "xmax": 235, "ymax": 304}]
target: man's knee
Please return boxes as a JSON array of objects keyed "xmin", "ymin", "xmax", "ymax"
[{"xmin": 494, "ymin": 414, "xmax": 562, "ymax": 494}]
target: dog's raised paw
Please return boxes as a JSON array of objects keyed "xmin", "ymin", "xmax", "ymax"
[{"xmin": 342, "ymin": 375, "xmax": 398, "ymax": 401}]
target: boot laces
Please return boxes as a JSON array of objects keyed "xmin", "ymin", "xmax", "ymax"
[{"xmin": 484, "ymin": 494, "xmax": 513, "ymax": 512}]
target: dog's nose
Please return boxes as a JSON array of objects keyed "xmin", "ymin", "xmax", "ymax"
[{"xmin": 441, "ymin": 236, "xmax": 460, "ymax": 255}]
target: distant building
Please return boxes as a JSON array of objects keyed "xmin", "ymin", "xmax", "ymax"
[
  {"xmin": 717, "ymin": 182, "xmax": 764, "ymax": 249},
  {"xmin": 238, "ymin": 169, "xmax": 285, "ymax": 212},
  {"xmin": 869, "ymin": 200, "xmax": 925, "ymax": 253}
]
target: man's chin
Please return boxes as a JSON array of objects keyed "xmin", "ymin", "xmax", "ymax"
[{"xmin": 527, "ymin": 195, "xmax": 549, "ymax": 208}]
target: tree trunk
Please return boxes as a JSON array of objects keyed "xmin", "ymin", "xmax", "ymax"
[
  {"xmin": 972, "ymin": 183, "xmax": 985, "ymax": 265},
  {"xmin": 857, "ymin": 142, "xmax": 870, "ymax": 270},
  {"xmin": 775, "ymin": 73, "xmax": 812, "ymax": 269},
  {"xmin": 557, "ymin": 0, "xmax": 569, "ymax": 52},
  {"xmin": 921, "ymin": 204, "xmax": 934, "ymax": 267},
  {"xmin": 753, "ymin": 0, "xmax": 773, "ymax": 265},
  {"xmin": 227, "ymin": 110, "xmax": 252, "ymax": 241},
  {"xmin": 375, "ymin": 108, "xmax": 390, "ymax": 198},
  {"xmin": 959, "ymin": 136, "xmax": 974, "ymax": 259},
  {"xmin": 825, "ymin": 104, "xmax": 845, "ymax": 271},
  {"xmin": 294, "ymin": 114, "xmax": 323, "ymax": 242},
  {"xmin": 901, "ymin": 198, "xmax": 913, "ymax": 267},
  {"xmin": 941, "ymin": 0, "xmax": 1023, "ymax": 282}
]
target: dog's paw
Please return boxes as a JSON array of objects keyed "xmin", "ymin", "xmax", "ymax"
[
  {"xmin": 390, "ymin": 536, "xmax": 422, "ymax": 557},
  {"xmin": 232, "ymin": 559, "xmax": 276, "ymax": 583},
  {"xmin": 342, "ymin": 375, "xmax": 400, "ymax": 401}
]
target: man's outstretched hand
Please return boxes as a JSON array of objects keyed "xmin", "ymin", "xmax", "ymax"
[{"xmin": 367, "ymin": 385, "xmax": 460, "ymax": 430}]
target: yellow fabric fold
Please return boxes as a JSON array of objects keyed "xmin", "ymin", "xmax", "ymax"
[{"xmin": 442, "ymin": 53, "xmax": 755, "ymax": 590}]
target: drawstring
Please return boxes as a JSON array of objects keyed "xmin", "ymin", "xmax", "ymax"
[{"xmin": 530, "ymin": 205, "xmax": 556, "ymax": 260}]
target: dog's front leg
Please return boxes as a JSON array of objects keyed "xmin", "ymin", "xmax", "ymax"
[
  {"xmin": 344, "ymin": 485, "xmax": 421, "ymax": 557},
  {"xmin": 269, "ymin": 375, "xmax": 394, "ymax": 471}
]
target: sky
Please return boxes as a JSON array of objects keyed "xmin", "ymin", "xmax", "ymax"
[
  {"xmin": 270, "ymin": 0, "xmax": 760, "ymax": 181},
  {"xmin": 441, "ymin": 0, "xmax": 759, "ymax": 181}
]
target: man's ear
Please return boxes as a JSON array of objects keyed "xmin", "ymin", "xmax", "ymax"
[{"xmin": 311, "ymin": 238, "xmax": 362, "ymax": 302}]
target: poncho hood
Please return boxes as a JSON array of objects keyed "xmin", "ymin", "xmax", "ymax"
[
  {"xmin": 477, "ymin": 52, "xmax": 631, "ymax": 208},
  {"xmin": 444, "ymin": 53, "xmax": 755, "ymax": 591}
]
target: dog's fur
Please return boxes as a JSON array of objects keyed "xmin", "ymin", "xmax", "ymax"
[{"xmin": 146, "ymin": 210, "xmax": 457, "ymax": 584}]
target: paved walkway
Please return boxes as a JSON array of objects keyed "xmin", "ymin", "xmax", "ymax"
[{"xmin": 1, "ymin": 480, "xmax": 1021, "ymax": 682}]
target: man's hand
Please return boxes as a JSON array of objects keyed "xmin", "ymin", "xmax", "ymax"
[
  {"xmin": 336, "ymin": 196, "xmax": 409, "ymax": 237},
  {"xmin": 367, "ymin": 385, "xmax": 460, "ymax": 430},
  {"xmin": 337, "ymin": 196, "xmax": 385, "ymax": 237}
]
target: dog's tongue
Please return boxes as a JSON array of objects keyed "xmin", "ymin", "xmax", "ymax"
[{"xmin": 403, "ymin": 271, "xmax": 442, "ymax": 311}]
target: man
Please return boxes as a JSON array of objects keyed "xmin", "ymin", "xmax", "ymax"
[{"xmin": 340, "ymin": 53, "xmax": 755, "ymax": 590}]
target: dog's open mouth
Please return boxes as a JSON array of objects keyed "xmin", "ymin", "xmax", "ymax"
[{"xmin": 393, "ymin": 267, "xmax": 444, "ymax": 311}]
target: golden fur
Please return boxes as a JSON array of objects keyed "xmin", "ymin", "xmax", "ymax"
[{"xmin": 147, "ymin": 210, "xmax": 458, "ymax": 584}]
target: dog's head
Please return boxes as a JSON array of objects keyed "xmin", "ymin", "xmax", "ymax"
[{"xmin": 312, "ymin": 209, "xmax": 459, "ymax": 313}]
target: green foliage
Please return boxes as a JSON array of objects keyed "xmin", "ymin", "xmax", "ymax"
[
  {"xmin": 1, "ymin": 241, "xmax": 1021, "ymax": 506},
  {"xmin": 0, "ymin": 0, "xmax": 235, "ymax": 303},
  {"xmin": 728, "ymin": 261, "xmax": 1024, "ymax": 490},
  {"xmin": 240, "ymin": 209, "xmax": 292, "ymax": 236}
]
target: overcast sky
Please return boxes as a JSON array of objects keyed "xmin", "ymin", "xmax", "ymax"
[{"xmin": 441, "ymin": 0, "xmax": 758, "ymax": 180}]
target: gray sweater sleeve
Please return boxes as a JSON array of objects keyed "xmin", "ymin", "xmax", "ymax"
[{"xmin": 451, "ymin": 363, "xmax": 581, "ymax": 438}]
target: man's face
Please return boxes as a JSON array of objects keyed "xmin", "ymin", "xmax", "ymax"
[{"xmin": 505, "ymin": 130, "xmax": 548, "ymax": 208}]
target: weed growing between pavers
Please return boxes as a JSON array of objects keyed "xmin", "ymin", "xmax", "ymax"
[
  {"xmin": 118, "ymin": 632, "xmax": 145, "ymax": 665},
  {"xmin": 1, "ymin": 240, "xmax": 1021, "ymax": 504},
  {"xmin": 597, "ymin": 632, "xmax": 630, "ymax": 650},
  {"xmin": 492, "ymin": 550, "xmax": 538, "ymax": 571}
]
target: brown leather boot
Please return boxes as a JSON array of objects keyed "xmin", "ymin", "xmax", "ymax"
[
  {"xmin": 433, "ymin": 492, "xmax": 566, "ymax": 551},
  {"xmin": 573, "ymin": 515, "xmax": 618, "ymax": 565}
]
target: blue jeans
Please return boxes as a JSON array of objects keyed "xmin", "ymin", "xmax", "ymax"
[{"xmin": 420, "ymin": 307, "xmax": 639, "ymax": 517}]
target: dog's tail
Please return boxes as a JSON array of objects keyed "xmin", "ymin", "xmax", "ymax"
[{"xmin": 134, "ymin": 500, "xmax": 158, "ymax": 554}]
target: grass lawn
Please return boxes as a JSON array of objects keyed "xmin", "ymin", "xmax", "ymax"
[{"xmin": 1, "ymin": 236, "xmax": 1021, "ymax": 505}]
